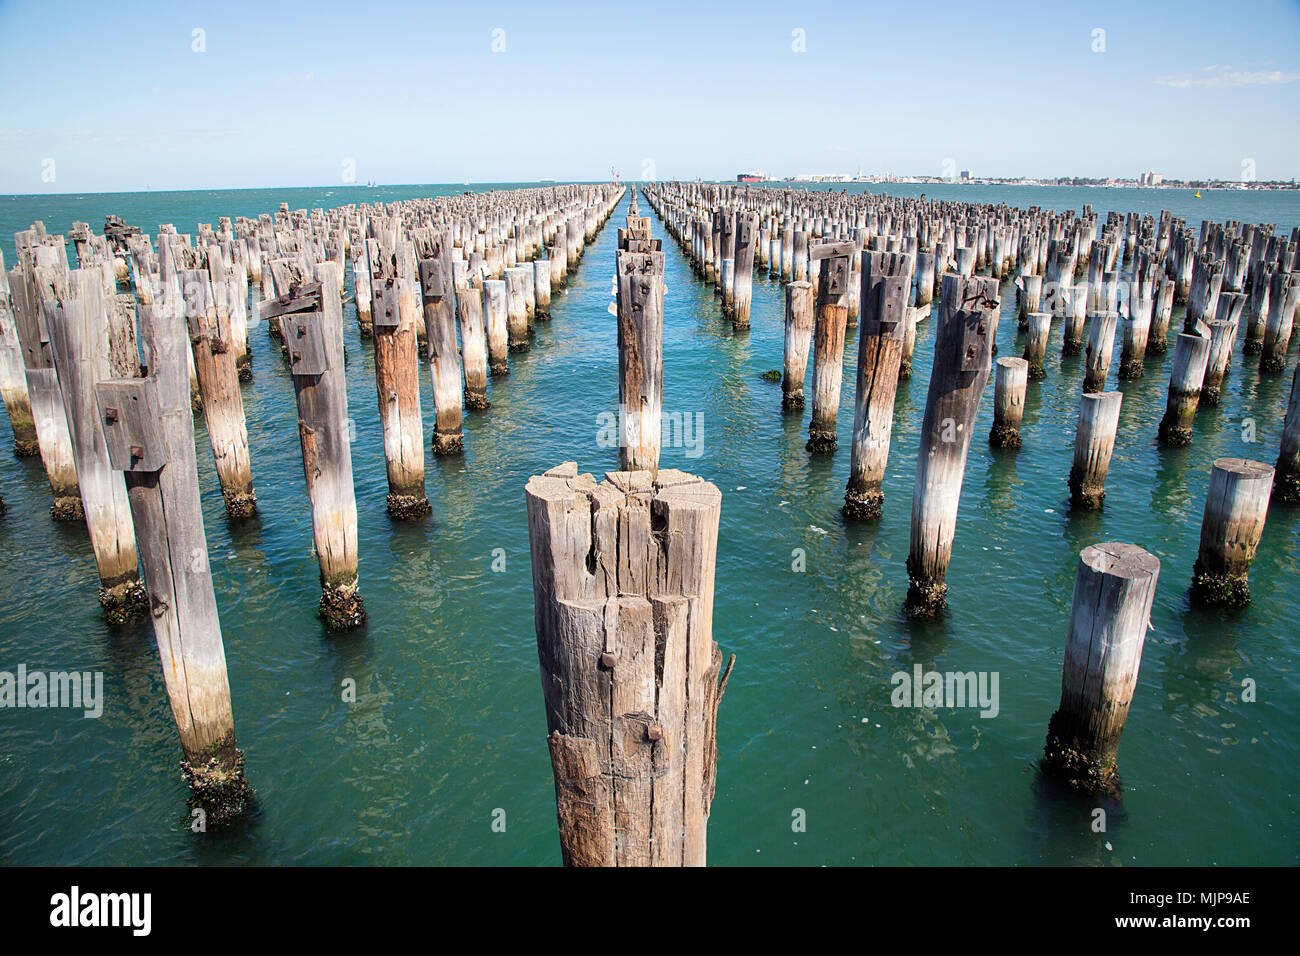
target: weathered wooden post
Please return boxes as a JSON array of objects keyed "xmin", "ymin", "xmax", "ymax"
[
  {"xmin": 415, "ymin": 230, "xmax": 464, "ymax": 455},
  {"xmin": 533, "ymin": 258, "xmax": 552, "ymax": 318},
  {"xmin": 363, "ymin": 238, "xmax": 429, "ymax": 519},
  {"xmin": 843, "ymin": 251, "xmax": 909, "ymax": 519},
  {"xmin": 95, "ymin": 290, "xmax": 250, "ymax": 821},
  {"xmin": 904, "ymin": 274, "xmax": 999, "ymax": 617},
  {"xmin": 351, "ymin": 247, "xmax": 373, "ymax": 337},
  {"xmin": 276, "ymin": 262, "xmax": 365, "ymax": 627},
  {"xmin": 9, "ymin": 263, "xmax": 81, "ymax": 518},
  {"xmin": 1118, "ymin": 292, "xmax": 1153, "ymax": 380},
  {"xmin": 1190, "ymin": 458, "xmax": 1273, "ymax": 606},
  {"xmin": 1259, "ymin": 271, "xmax": 1298, "ymax": 373},
  {"xmin": 781, "ymin": 281, "xmax": 814, "ymax": 410},
  {"xmin": 1082, "ymin": 310, "xmax": 1118, "ymax": 392},
  {"xmin": 1022, "ymin": 311, "xmax": 1051, "ymax": 380},
  {"xmin": 43, "ymin": 270, "xmax": 147, "ymax": 621},
  {"xmin": 457, "ymin": 283, "xmax": 489, "ymax": 409},
  {"xmin": 505, "ymin": 266, "xmax": 530, "ymax": 352},
  {"xmin": 524, "ymin": 461, "xmax": 732, "ymax": 867},
  {"xmin": 731, "ymin": 213, "xmax": 756, "ymax": 330},
  {"xmin": 988, "ymin": 356, "xmax": 1029, "ymax": 448},
  {"xmin": 1042, "ymin": 543, "xmax": 1159, "ymax": 791},
  {"xmin": 1273, "ymin": 364, "xmax": 1300, "ymax": 503},
  {"xmin": 1157, "ymin": 333, "xmax": 1211, "ymax": 445},
  {"xmin": 484, "ymin": 278, "xmax": 510, "ymax": 376},
  {"xmin": 806, "ymin": 241, "xmax": 854, "ymax": 453},
  {"xmin": 1200, "ymin": 294, "xmax": 1243, "ymax": 405},
  {"xmin": 615, "ymin": 248, "xmax": 665, "ymax": 473},
  {"xmin": 1068, "ymin": 391, "xmax": 1123, "ymax": 509},
  {"xmin": 0, "ymin": 261, "xmax": 38, "ymax": 456},
  {"xmin": 182, "ymin": 269, "xmax": 256, "ymax": 518}
]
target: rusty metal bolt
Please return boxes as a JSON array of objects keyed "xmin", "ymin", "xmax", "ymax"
[
  {"xmin": 599, "ymin": 651, "xmax": 617, "ymax": 669},
  {"xmin": 646, "ymin": 724, "xmax": 663, "ymax": 742}
]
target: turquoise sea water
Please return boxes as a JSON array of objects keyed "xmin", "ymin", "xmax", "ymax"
[{"xmin": 0, "ymin": 183, "xmax": 1296, "ymax": 865}]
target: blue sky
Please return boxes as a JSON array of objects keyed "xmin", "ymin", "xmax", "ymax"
[{"xmin": 1, "ymin": 0, "xmax": 1298, "ymax": 193}]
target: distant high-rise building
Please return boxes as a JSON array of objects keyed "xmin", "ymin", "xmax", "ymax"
[
  {"xmin": 1139, "ymin": 171, "xmax": 1164, "ymax": 187},
  {"xmin": 960, "ymin": 169, "xmax": 972, "ymax": 182}
]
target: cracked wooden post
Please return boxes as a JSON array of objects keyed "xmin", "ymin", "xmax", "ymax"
[
  {"xmin": 0, "ymin": 260, "xmax": 38, "ymax": 456},
  {"xmin": 843, "ymin": 251, "xmax": 909, "ymax": 519},
  {"xmin": 10, "ymin": 259, "xmax": 81, "ymax": 519},
  {"xmin": 1272, "ymin": 364, "xmax": 1300, "ymax": 504},
  {"xmin": 365, "ymin": 236, "xmax": 428, "ymax": 519},
  {"xmin": 1082, "ymin": 310, "xmax": 1118, "ymax": 392},
  {"xmin": 1022, "ymin": 311, "xmax": 1051, "ymax": 380},
  {"xmin": 1068, "ymin": 391, "xmax": 1123, "ymax": 509},
  {"xmin": 806, "ymin": 240, "xmax": 854, "ymax": 454},
  {"xmin": 484, "ymin": 278, "xmax": 509, "ymax": 376},
  {"xmin": 1016, "ymin": 274, "xmax": 1042, "ymax": 330},
  {"xmin": 1042, "ymin": 542, "xmax": 1159, "ymax": 792},
  {"xmin": 505, "ymin": 266, "xmax": 530, "ymax": 352},
  {"xmin": 456, "ymin": 282, "xmax": 489, "ymax": 409},
  {"xmin": 989, "ymin": 356, "xmax": 1028, "ymax": 449},
  {"xmin": 1118, "ymin": 291, "xmax": 1153, "ymax": 380},
  {"xmin": 615, "ymin": 248, "xmax": 665, "ymax": 474},
  {"xmin": 351, "ymin": 243, "xmax": 373, "ymax": 337},
  {"xmin": 1201, "ymin": 292, "xmax": 1244, "ymax": 405},
  {"xmin": 731, "ymin": 213, "xmax": 756, "ymax": 330},
  {"xmin": 534, "ymin": 258, "xmax": 551, "ymax": 319},
  {"xmin": 94, "ymin": 288, "xmax": 250, "ymax": 823},
  {"xmin": 524, "ymin": 462, "xmax": 732, "ymax": 867},
  {"xmin": 43, "ymin": 269, "xmax": 147, "ymax": 622},
  {"xmin": 270, "ymin": 261, "xmax": 364, "ymax": 627},
  {"xmin": 415, "ymin": 229, "xmax": 464, "ymax": 455},
  {"xmin": 1191, "ymin": 458, "xmax": 1273, "ymax": 607},
  {"xmin": 1061, "ymin": 281, "xmax": 1088, "ymax": 356},
  {"xmin": 1157, "ymin": 333, "xmax": 1211, "ymax": 446},
  {"xmin": 182, "ymin": 268, "xmax": 256, "ymax": 518},
  {"xmin": 904, "ymin": 274, "xmax": 999, "ymax": 618},
  {"xmin": 1259, "ymin": 270, "xmax": 1299, "ymax": 374},
  {"xmin": 1150, "ymin": 276, "xmax": 1175, "ymax": 354},
  {"xmin": 781, "ymin": 281, "xmax": 813, "ymax": 410}
]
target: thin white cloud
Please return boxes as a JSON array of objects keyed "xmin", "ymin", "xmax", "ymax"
[{"xmin": 1156, "ymin": 68, "xmax": 1300, "ymax": 88}]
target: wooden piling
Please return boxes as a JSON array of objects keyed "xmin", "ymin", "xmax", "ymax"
[
  {"xmin": 1118, "ymin": 292, "xmax": 1153, "ymax": 379},
  {"xmin": 843, "ymin": 252, "xmax": 909, "ymax": 518},
  {"xmin": 484, "ymin": 279, "xmax": 510, "ymax": 376},
  {"xmin": 524, "ymin": 462, "xmax": 732, "ymax": 866},
  {"xmin": 95, "ymin": 289, "xmax": 250, "ymax": 821},
  {"xmin": 283, "ymin": 262, "xmax": 365, "ymax": 627},
  {"xmin": 1082, "ymin": 310, "xmax": 1118, "ymax": 392},
  {"xmin": 44, "ymin": 270, "xmax": 147, "ymax": 621},
  {"xmin": 505, "ymin": 266, "xmax": 530, "ymax": 352},
  {"xmin": 988, "ymin": 356, "xmax": 1029, "ymax": 448},
  {"xmin": 0, "ymin": 261, "xmax": 38, "ymax": 456},
  {"xmin": 806, "ymin": 241, "xmax": 855, "ymax": 453},
  {"xmin": 1042, "ymin": 542, "xmax": 1159, "ymax": 791},
  {"xmin": 1272, "ymin": 365, "xmax": 1300, "ymax": 503},
  {"xmin": 615, "ymin": 249, "xmax": 665, "ymax": 474},
  {"xmin": 414, "ymin": 229, "xmax": 464, "ymax": 455},
  {"xmin": 1259, "ymin": 271, "xmax": 1298, "ymax": 373},
  {"xmin": 904, "ymin": 274, "xmax": 999, "ymax": 618},
  {"xmin": 363, "ymin": 237, "xmax": 429, "ymax": 519},
  {"xmin": 1021, "ymin": 311, "xmax": 1051, "ymax": 380},
  {"xmin": 9, "ymin": 262, "xmax": 82, "ymax": 519},
  {"xmin": 1068, "ymin": 391, "xmax": 1123, "ymax": 509},
  {"xmin": 456, "ymin": 283, "xmax": 490, "ymax": 409},
  {"xmin": 1190, "ymin": 458, "xmax": 1273, "ymax": 606},
  {"xmin": 781, "ymin": 281, "xmax": 813, "ymax": 410},
  {"xmin": 1157, "ymin": 333, "xmax": 1211, "ymax": 445},
  {"xmin": 183, "ymin": 269, "xmax": 256, "ymax": 518}
]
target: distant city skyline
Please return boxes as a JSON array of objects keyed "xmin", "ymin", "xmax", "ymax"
[{"xmin": 2, "ymin": 0, "xmax": 1298, "ymax": 194}]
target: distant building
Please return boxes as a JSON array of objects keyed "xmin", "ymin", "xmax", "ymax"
[
  {"xmin": 1138, "ymin": 171, "xmax": 1164, "ymax": 187},
  {"xmin": 960, "ymin": 169, "xmax": 972, "ymax": 182}
]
